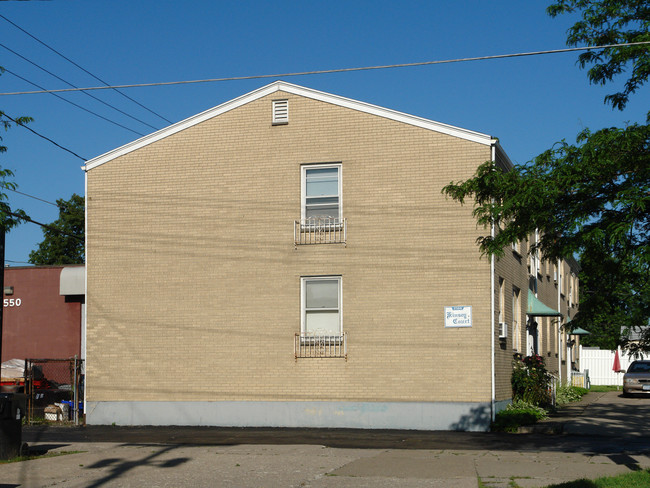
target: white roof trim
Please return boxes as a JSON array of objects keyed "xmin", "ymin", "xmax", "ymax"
[{"xmin": 83, "ymin": 81, "xmax": 496, "ymax": 171}]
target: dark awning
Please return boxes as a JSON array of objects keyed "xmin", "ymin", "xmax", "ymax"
[{"xmin": 526, "ymin": 290, "xmax": 562, "ymax": 317}]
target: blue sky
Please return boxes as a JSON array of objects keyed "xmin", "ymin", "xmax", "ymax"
[{"xmin": 0, "ymin": 0, "xmax": 648, "ymax": 265}]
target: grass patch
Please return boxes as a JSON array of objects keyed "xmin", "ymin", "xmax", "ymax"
[
  {"xmin": 0, "ymin": 450, "xmax": 85, "ymax": 464},
  {"xmin": 588, "ymin": 385, "xmax": 621, "ymax": 393},
  {"xmin": 542, "ymin": 469, "xmax": 650, "ymax": 487}
]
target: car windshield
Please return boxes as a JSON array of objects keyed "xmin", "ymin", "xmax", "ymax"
[{"xmin": 628, "ymin": 362, "xmax": 650, "ymax": 373}]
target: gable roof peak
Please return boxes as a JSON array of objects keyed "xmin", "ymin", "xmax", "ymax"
[{"xmin": 83, "ymin": 81, "xmax": 497, "ymax": 171}]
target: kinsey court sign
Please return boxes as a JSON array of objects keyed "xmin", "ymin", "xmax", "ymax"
[{"xmin": 444, "ymin": 306, "xmax": 472, "ymax": 328}]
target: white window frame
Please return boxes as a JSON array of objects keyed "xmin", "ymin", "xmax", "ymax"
[
  {"xmin": 512, "ymin": 240, "xmax": 520, "ymax": 254},
  {"xmin": 534, "ymin": 230, "xmax": 542, "ymax": 278},
  {"xmin": 498, "ymin": 277, "xmax": 507, "ymax": 338},
  {"xmin": 301, "ymin": 163, "xmax": 342, "ymax": 222},
  {"xmin": 300, "ymin": 276, "xmax": 342, "ymax": 337},
  {"xmin": 512, "ymin": 286, "xmax": 521, "ymax": 352}
]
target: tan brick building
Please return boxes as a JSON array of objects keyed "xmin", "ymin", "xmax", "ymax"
[{"xmin": 83, "ymin": 81, "xmax": 579, "ymax": 430}]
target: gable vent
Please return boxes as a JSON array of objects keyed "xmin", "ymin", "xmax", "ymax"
[{"xmin": 272, "ymin": 99, "xmax": 289, "ymax": 125}]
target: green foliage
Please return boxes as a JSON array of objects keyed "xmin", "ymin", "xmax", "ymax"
[
  {"xmin": 0, "ymin": 71, "xmax": 32, "ymax": 231},
  {"xmin": 443, "ymin": 1, "xmax": 650, "ymax": 353},
  {"xmin": 28, "ymin": 194, "xmax": 84, "ymax": 265},
  {"xmin": 508, "ymin": 399, "xmax": 549, "ymax": 417},
  {"xmin": 556, "ymin": 384, "xmax": 588, "ymax": 406},
  {"xmin": 547, "ymin": 0, "xmax": 650, "ymax": 111},
  {"xmin": 492, "ymin": 400, "xmax": 549, "ymax": 433},
  {"xmin": 511, "ymin": 355, "xmax": 553, "ymax": 407},
  {"xmin": 542, "ymin": 469, "xmax": 650, "ymax": 488}
]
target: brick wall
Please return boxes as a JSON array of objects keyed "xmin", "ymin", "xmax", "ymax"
[
  {"xmin": 2, "ymin": 266, "xmax": 82, "ymax": 360},
  {"xmin": 86, "ymin": 91, "xmax": 499, "ymax": 403}
]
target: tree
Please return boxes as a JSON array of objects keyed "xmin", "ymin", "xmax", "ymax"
[
  {"xmin": 1, "ymin": 69, "xmax": 32, "ymax": 232},
  {"xmin": 442, "ymin": 0, "xmax": 650, "ymax": 354},
  {"xmin": 28, "ymin": 194, "xmax": 85, "ymax": 265},
  {"xmin": 547, "ymin": 0, "xmax": 650, "ymax": 112}
]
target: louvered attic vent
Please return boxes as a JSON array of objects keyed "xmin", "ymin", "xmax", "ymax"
[{"xmin": 272, "ymin": 99, "xmax": 289, "ymax": 125}]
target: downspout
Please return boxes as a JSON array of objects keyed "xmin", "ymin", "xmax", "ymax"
[
  {"xmin": 490, "ymin": 145, "xmax": 496, "ymax": 422},
  {"xmin": 557, "ymin": 258, "xmax": 562, "ymax": 385},
  {"xmin": 83, "ymin": 166, "xmax": 88, "ymax": 408}
]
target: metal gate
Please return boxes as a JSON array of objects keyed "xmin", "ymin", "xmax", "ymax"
[{"xmin": 25, "ymin": 358, "xmax": 84, "ymax": 425}]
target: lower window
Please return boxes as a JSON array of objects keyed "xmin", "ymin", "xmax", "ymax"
[{"xmin": 301, "ymin": 276, "xmax": 342, "ymax": 336}]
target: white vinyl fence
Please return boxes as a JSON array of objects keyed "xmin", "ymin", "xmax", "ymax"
[{"xmin": 579, "ymin": 346, "xmax": 649, "ymax": 386}]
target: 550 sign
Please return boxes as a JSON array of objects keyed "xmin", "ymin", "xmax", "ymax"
[{"xmin": 3, "ymin": 298, "xmax": 22, "ymax": 307}]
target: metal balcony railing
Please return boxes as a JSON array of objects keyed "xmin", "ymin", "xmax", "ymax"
[
  {"xmin": 294, "ymin": 332, "xmax": 347, "ymax": 360},
  {"xmin": 294, "ymin": 218, "xmax": 346, "ymax": 245}
]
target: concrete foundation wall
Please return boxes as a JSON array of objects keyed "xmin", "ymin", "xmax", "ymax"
[{"xmin": 86, "ymin": 400, "xmax": 493, "ymax": 431}]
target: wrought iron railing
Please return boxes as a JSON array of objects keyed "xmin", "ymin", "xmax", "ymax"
[
  {"xmin": 294, "ymin": 218, "xmax": 346, "ymax": 245},
  {"xmin": 294, "ymin": 332, "xmax": 347, "ymax": 360}
]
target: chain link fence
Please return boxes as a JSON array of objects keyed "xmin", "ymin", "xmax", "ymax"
[{"xmin": 25, "ymin": 358, "xmax": 84, "ymax": 425}]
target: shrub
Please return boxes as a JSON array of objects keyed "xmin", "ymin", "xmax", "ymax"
[
  {"xmin": 556, "ymin": 384, "xmax": 588, "ymax": 406},
  {"xmin": 492, "ymin": 400, "xmax": 548, "ymax": 432},
  {"xmin": 511, "ymin": 354, "xmax": 553, "ymax": 407}
]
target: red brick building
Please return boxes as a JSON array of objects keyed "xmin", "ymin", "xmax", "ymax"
[{"xmin": 2, "ymin": 265, "xmax": 85, "ymax": 361}]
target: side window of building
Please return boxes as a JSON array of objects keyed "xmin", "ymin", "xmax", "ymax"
[
  {"xmin": 512, "ymin": 240, "xmax": 520, "ymax": 254},
  {"xmin": 301, "ymin": 276, "xmax": 342, "ymax": 337},
  {"xmin": 512, "ymin": 286, "xmax": 521, "ymax": 352},
  {"xmin": 301, "ymin": 164, "xmax": 342, "ymax": 223},
  {"xmin": 498, "ymin": 278, "xmax": 506, "ymax": 338}
]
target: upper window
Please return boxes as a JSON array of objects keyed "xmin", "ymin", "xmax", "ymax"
[
  {"xmin": 512, "ymin": 240, "xmax": 520, "ymax": 254},
  {"xmin": 301, "ymin": 164, "xmax": 341, "ymax": 221},
  {"xmin": 301, "ymin": 276, "xmax": 342, "ymax": 336}
]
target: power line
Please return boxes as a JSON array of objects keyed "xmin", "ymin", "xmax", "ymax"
[
  {"xmin": 5, "ymin": 210, "xmax": 83, "ymax": 242},
  {"xmin": 0, "ymin": 184, "xmax": 59, "ymax": 207},
  {"xmin": 5, "ymin": 259, "xmax": 32, "ymax": 265},
  {"xmin": 0, "ymin": 111, "xmax": 87, "ymax": 161},
  {"xmin": 0, "ymin": 14, "xmax": 172, "ymax": 124},
  {"xmin": 0, "ymin": 42, "xmax": 160, "ymax": 131},
  {"xmin": 1, "ymin": 41, "xmax": 649, "ymax": 96},
  {"xmin": 3, "ymin": 68, "xmax": 146, "ymax": 137}
]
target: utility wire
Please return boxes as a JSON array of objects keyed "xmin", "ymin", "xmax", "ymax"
[
  {"xmin": 0, "ymin": 184, "xmax": 59, "ymax": 207},
  {"xmin": 0, "ymin": 111, "xmax": 87, "ymax": 161},
  {"xmin": 3, "ymin": 68, "xmax": 146, "ymax": 137},
  {"xmin": 0, "ymin": 42, "xmax": 160, "ymax": 131},
  {"xmin": 0, "ymin": 14, "xmax": 172, "ymax": 124},
  {"xmin": 1, "ymin": 41, "xmax": 649, "ymax": 96},
  {"xmin": 5, "ymin": 259, "xmax": 33, "ymax": 265},
  {"xmin": 5, "ymin": 210, "xmax": 83, "ymax": 242}
]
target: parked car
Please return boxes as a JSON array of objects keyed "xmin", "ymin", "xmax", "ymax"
[{"xmin": 623, "ymin": 360, "xmax": 650, "ymax": 396}]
